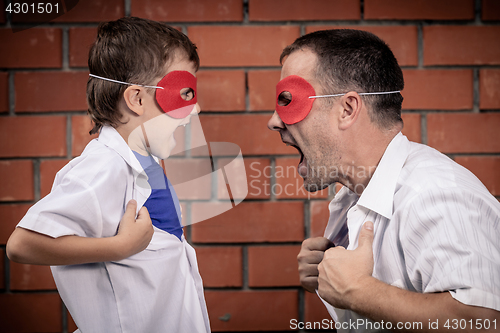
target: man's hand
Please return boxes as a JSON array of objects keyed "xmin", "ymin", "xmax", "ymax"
[
  {"xmin": 317, "ymin": 221, "xmax": 374, "ymax": 309},
  {"xmin": 297, "ymin": 237, "xmax": 334, "ymax": 293},
  {"xmin": 115, "ymin": 200, "xmax": 154, "ymax": 258}
]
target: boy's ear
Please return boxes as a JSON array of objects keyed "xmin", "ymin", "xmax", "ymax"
[
  {"xmin": 338, "ymin": 91, "xmax": 362, "ymax": 130},
  {"xmin": 123, "ymin": 85, "xmax": 146, "ymax": 116}
]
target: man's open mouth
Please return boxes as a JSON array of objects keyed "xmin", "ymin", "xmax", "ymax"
[{"xmin": 285, "ymin": 142, "xmax": 308, "ymax": 178}]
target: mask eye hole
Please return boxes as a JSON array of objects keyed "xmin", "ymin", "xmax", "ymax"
[
  {"xmin": 180, "ymin": 87, "xmax": 195, "ymax": 101},
  {"xmin": 277, "ymin": 91, "xmax": 292, "ymax": 106}
]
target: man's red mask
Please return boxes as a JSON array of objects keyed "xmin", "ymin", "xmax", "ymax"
[
  {"xmin": 275, "ymin": 75, "xmax": 401, "ymax": 125},
  {"xmin": 275, "ymin": 75, "xmax": 315, "ymax": 125}
]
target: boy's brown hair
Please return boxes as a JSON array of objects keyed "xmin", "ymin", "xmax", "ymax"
[{"xmin": 87, "ymin": 17, "xmax": 200, "ymax": 134}]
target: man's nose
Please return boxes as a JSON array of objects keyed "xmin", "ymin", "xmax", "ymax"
[{"xmin": 267, "ymin": 111, "xmax": 286, "ymax": 131}]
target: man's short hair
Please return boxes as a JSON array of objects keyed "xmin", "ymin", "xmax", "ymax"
[
  {"xmin": 280, "ymin": 29, "xmax": 404, "ymax": 129},
  {"xmin": 87, "ymin": 17, "xmax": 199, "ymax": 134}
]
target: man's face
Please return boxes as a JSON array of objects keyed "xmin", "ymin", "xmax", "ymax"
[{"xmin": 268, "ymin": 49, "xmax": 341, "ymax": 192}]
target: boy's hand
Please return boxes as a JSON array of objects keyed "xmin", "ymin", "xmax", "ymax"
[
  {"xmin": 115, "ymin": 200, "xmax": 153, "ymax": 258},
  {"xmin": 297, "ymin": 237, "xmax": 334, "ymax": 293}
]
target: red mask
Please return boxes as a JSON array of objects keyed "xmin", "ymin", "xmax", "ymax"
[
  {"xmin": 275, "ymin": 75, "xmax": 315, "ymax": 125},
  {"xmin": 155, "ymin": 71, "xmax": 197, "ymax": 118}
]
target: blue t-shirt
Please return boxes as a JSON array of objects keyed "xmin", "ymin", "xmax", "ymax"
[{"xmin": 133, "ymin": 152, "xmax": 183, "ymax": 240}]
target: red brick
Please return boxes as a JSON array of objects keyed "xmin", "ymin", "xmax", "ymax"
[
  {"xmin": 71, "ymin": 115, "xmax": 98, "ymax": 156},
  {"xmin": 216, "ymin": 157, "xmax": 270, "ymax": 200},
  {"xmin": 249, "ymin": 0, "xmax": 360, "ymax": 21},
  {"xmin": 480, "ymin": 69, "xmax": 500, "ymax": 110},
  {"xmin": 0, "ymin": 72, "xmax": 8, "ymax": 112},
  {"xmin": 0, "ymin": 293, "xmax": 62, "ymax": 332},
  {"xmin": 196, "ymin": 246, "xmax": 242, "ymax": 287},
  {"xmin": 195, "ymin": 115, "xmax": 298, "ymax": 156},
  {"xmin": 0, "ymin": 160, "xmax": 33, "ymax": 202},
  {"xmin": 132, "ymin": 0, "xmax": 242, "ymax": 22},
  {"xmin": 10, "ymin": 262, "xmax": 56, "ymax": 290},
  {"xmin": 205, "ymin": 290, "xmax": 298, "ymax": 331},
  {"xmin": 224, "ymin": 158, "xmax": 271, "ymax": 200},
  {"xmin": 191, "ymin": 201, "xmax": 304, "ymax": 243},
  {"xmin": 365, "ymin": 0, "xmax": 474, "ymax": 20},
  {"xmin": 188, "ymin": 26, "xmax": 300, "ymax": 67},
  {"xmin": 0, "ymin": 248, "xmax": 4, "ymax": 289},
  {"xmin": 310, "ymin": 200, "xmax": 330, "ymax": 238},
  {"xmin": 69, "ymin": 27, "xmax": 97, "ymax": 67},
  {"xmin": 40, "ymin": 159, "xmax": 70, "ymax": 197},
  {"xmin": 454, "ymin": 156, "xmax": 500, "ymax": 196},
  {"xmin": 54, "ymin": 0, "xmax": 123, "ymax": 22},
  {"xmin": 248, "ymin": 70, "xmax": 281, "ymax": 111},
  {"xmin": 16, "ymin": 71, "xmax": 88, "ymax": 112},
  {"xmin": 0, "ymin": 116, "xmax": 66, "ymax": 157},
  {"xmin": 402, "ymin": 70, "xmax": 473, "ymax": 110},
  {"xmin": 304, "ymin": 291, "xmax": 332, "ymax": 323},
  {"xmin": 482, "ymin": 0, "xmax": 500, "ymax": 20},
  {"xmin": 0, "ymin": 28, "xmax": 62, "ymax": 68},
  {"xmin": 0, "ymin": 204, "xmax": 30, "ymax": 244},
  {"xmin": 275, "ymin": 158, "xmax": 329, "ymax": 199},
  {"xmin": 198, "ymin": 70, "xmax": 245, "ymax": 111},
  {"xmin": 424, "ymin": 26, "xmax": 500, "ymax": 65},
  {"xmin": 401, "ymin": 113, "xmax": 421, "ymax": 143},
  {"xmin": 248, "ymin": 245, "xmax": 301, "ymax": 287},
  {"xmin": 427, "ymin": 113, "xmax": 500, "ymax": 153},
  {"xmin": 306, "ymin": 25, "xmax": 418, "ymax": 67},
  {"xmin": 163, "ymin": 158, "xmax": 212, "ymax": 200}
]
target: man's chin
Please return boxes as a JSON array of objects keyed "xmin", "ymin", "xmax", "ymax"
[{"xmin": 303, "ymin": 178, "xmax": 330, "ymax": 193}]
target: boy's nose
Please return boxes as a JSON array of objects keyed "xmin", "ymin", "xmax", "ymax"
[{"xmin": 192, "ymin": 103, "xmax": 201, "ymax": 115}]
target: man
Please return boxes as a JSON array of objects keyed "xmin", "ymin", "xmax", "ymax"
[{"xmin": 268, "ymin": 29, "xmax": 500, "ymax": 332}]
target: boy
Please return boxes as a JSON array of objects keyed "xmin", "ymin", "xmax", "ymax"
[{"xmin": 7, "ymin": 17, "xmax": 210, "ymax": 333}]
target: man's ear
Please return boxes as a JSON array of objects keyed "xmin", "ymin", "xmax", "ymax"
[
  {"xmin": 123, "ymin": 85, "xmax": 146, "ymax": 116},
  {"xmin": 338, "ymin": 91, "xmax": 362, "ymax": 130}
]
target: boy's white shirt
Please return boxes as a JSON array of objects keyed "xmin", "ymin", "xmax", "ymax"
[{"xmin": 17, "ymin": 126, "xmax": 210, "ymax": 333}]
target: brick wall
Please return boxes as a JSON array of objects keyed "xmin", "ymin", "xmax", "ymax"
[{"xmin": 0, "ymin": 0, "xmax": 499, "ymax": 332}]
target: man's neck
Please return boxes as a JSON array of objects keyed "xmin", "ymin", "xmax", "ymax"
[{"xmin": 340, "ymin": 127, "xmax": 400, "ymax": 196}]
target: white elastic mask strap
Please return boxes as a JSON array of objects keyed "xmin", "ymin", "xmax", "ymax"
[
  {"xmin": 309, "ymin": 90, "xmax": 401, "ymax": 99},
  {"xmin": 89, "ymin": 74, "xmax": 164, "ymax": 89}
]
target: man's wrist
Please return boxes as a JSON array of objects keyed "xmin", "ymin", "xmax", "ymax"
[{"xmin": 347, "ymin": 275, "xmax": 380, "ymax": 313}]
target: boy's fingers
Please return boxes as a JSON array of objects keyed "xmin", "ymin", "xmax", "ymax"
[
  {"xmin": 137, "ymin": 206, "xmax": 150, "ymax": 221},
  {"xmin": 121, "ymin": 200, "xmax": 138, "ymax": 224}
]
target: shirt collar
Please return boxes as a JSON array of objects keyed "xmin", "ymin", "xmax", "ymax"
[
  {"xmin": 356, "ymin": 132, "xmax": 411, "ymax": 219},
  {"xmin": 97, "ymin": 125, "xmax": 146, "ymax": 176}
]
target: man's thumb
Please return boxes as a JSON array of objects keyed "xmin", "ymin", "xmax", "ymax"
[{"xmin": 358, "ymin": 221, "xmax": 374, "ymax": 250}]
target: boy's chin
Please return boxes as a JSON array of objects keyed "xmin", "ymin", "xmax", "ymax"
[{"xmin": 150, "ymin": 147, "xmax": 173, "ymax": 160}]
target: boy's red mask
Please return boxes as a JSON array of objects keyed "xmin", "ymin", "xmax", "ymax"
[
  {"xmin": 275, "ymin": 75, "xmax": 315, "ymax": 125},
  {"xmin": 155, "ymin": 71, "xmax": 197, "ymax": 118}
]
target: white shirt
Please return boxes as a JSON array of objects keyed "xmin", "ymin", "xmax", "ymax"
[
  {"xmin": 17, "ymin": 126, "xmax": 210, "ymax": 333},
  {"xmin": 320, "ymin": 133, "xmax": 500, "ymax": 332}
]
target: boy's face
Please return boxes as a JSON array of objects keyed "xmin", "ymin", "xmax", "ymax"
[{"xmin": 128, "ymin": 54, "xmax": 200, "ymax": 159}]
